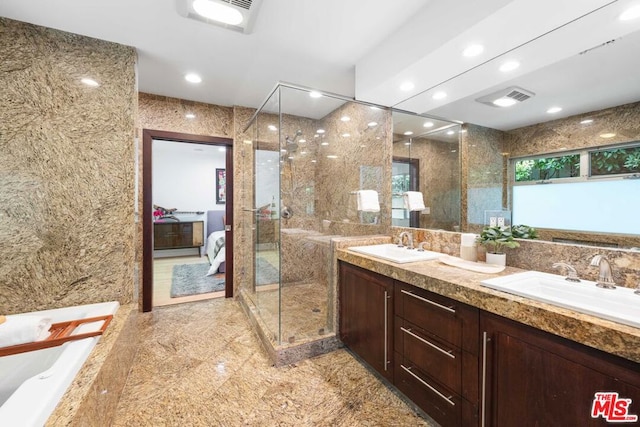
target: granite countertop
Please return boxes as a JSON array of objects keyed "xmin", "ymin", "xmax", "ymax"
[{"xmin": 337, "ymin": 248, "xmax": 640, "ymax": 364}]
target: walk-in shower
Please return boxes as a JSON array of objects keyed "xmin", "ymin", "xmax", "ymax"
[{"xmin": 238, "ymin": 83, "xmax": 393, "ymax": 364}]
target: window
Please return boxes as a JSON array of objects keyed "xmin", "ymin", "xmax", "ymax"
[
  {"xmin": 590, "ymin": 145, "xmax": 640, "ymax": 177},
  {"xmin": 514, "ymin": 154, "xmax": 580, "ymax": 182},
  {"xmin": 511, "ymin": 142, "xmax": 640, "ymax": 235}
]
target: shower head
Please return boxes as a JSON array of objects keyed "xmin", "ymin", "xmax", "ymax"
[{"xmin": 285, "ymin": 130, "xmax": 303, "ymax": 152}]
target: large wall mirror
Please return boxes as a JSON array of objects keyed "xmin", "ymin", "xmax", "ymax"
[
  {"xmin": 391, "ymin": 111, "xmax": 461, "ymax": 231},
  {"xmin": 392, "ymin": 0, "xmax": 640, "ymax": 249}
]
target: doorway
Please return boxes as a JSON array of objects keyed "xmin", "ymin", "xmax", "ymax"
[
  {"xmin": 142, "ymin": 129, "xmax": 234, "ymax": 312},
  {"xmin": 392, "ymin": 156, "xmax": 420, "ymax": 227}
]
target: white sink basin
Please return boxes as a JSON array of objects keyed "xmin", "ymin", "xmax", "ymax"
[
  {"xmin": 349, "ymin": 244, "xmax": 441, "ymax": 264},
  {"xmin": 481, "ymin": 271, "xmax": 640, "ymax": 329}
]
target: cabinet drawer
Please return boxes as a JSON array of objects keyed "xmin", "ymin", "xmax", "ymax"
[
  {"xmin": 396, "ymin": 318, "xmax": 461, "ymax": 394},
  {"xmin": 395, "ymin": 281, "xmax": 478, "ymax": 354},
  {"xmin": 394, "ymin": 355, "xmax": 461, "ymax": 426}
]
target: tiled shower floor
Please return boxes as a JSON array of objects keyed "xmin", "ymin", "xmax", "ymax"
[
  {"xmin": 255, "ymin": 282, "xmax": 329, "ymax": 344},
  {"xmin": 112, "ymin": 298, "xmax": 434, "ymax": 426}
]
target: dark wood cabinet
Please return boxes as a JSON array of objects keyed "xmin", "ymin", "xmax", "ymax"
[
  {"xmin": 394, "ymin": 281, "xmax": 479, "ymax": 427},
  {"xmin": 153, "ymin": 221, "xmax": 204, "ymax": 255},
  {"xmin": 481, "ymin": 311, "xmax": 640, "ymax": 426},
  {"xmin": 339, "ymin": 262, "xmax": 394, "ymax": 381},
  {"xmin": 338, "ymin": 261, "xmax": 640, "ymax": 427}
]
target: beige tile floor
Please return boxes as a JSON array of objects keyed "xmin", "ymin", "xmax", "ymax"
[
  {"xmin": 153, "ymin": 255, "xmax": 225, "ymax": 307},
  {"xmin": 112, "ymin": 298, "xmax": 435, "ymax": 427},
  {"xmin": 254, "ymin": 283, "xmax": 330, "ymax": 344}
]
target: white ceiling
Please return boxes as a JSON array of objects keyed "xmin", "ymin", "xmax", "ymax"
[{"xmin": 2, "ymin": 0, "xmax": 640, "ymax": 131}]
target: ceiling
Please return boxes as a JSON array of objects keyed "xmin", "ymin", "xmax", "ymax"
[{"xmin": 2, "ymin": 0, "xmax": 640, "ymax": 131}]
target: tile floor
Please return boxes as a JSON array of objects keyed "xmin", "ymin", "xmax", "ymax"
[{"xmin": 112, "ymin": 298, "xmax": 435, "ymax": 426}]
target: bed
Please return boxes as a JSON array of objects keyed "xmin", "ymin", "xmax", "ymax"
[{"xmin": 205, "ymin": 210, "xmax": 226, "ymax": 276}]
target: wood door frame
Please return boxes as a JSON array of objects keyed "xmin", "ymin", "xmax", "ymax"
[{"xmin": 142, "ymin": 129, "xmax": 234, "ymax": 312}]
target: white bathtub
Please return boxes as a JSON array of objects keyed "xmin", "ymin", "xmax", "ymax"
[{"xmin": 0, "ymin": 301, "xmax": 119, "ymax": 427}]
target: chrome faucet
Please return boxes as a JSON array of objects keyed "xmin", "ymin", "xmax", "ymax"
[
  {"xmin": 552, "ymin": 262, "xmax": 580, "ymax": 282},
  {"xmin": 398, "ymin": 231, "xmax": 414, "ymax": 249},
  {"xmin": 589, "ymin": 255, "xmax": 616, "ymax": 289}
]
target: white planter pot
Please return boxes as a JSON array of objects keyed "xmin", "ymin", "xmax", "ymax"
[{"xmin": 486, "ymin": 252, "xmax": 506, "ymax": 266}]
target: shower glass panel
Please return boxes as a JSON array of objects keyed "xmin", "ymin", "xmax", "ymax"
[
  {"xmin": 254, "ymin": 89, "xmax": 282, "ymax": 342},
  {"xmin": 245, "ymin": 83, "xmax": 392, "ymax": 347}
]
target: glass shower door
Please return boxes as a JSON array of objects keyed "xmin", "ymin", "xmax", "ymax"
[{"xmin": 253, "ymin": 93, "xmax": 282, "ymax": 344}]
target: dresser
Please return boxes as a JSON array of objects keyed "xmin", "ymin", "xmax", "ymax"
[{"xmin": 153, "ymin": 221, "xmax": 204, "ymax": 256}]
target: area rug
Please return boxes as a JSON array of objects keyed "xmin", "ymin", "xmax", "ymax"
[
  {"xmin": 170, "ymin": 263, "xmax": 225, "ymax": 298},
  {"xmin": 256, "ymin": 257, "xmax": 280, "ymax": 286}
]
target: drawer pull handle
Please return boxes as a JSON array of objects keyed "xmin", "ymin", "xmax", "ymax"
[
  {"xmin": 401, "ymin": 289, "xmax": 456, "ymax": 314},
  {"xmin": 401, "ymin": 364, "xmax": 455, "ymax": 407},
  {"xmin": 401, "ymin": 327, "xmax": 455, "ymax": 359}
]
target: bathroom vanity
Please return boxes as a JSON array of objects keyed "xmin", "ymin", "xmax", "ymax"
[{"xmin": 338, "ymin": 251, "xmax": 640, "ymax": 426}]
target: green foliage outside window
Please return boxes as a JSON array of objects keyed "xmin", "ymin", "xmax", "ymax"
[
  {"xmin": 590, "ymin": 146, "xmax": 640, "ymax": 176},
  {"xmin": 515, "ymin": 154, "xmax": 580, "ymax": 182},
  {"xmin": 392, "ymin": 174, "xmax": 410, "ymax": 194}
]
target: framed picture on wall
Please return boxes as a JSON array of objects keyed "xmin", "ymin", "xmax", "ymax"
[{"xmin": 216, "ymin": 169, "xmax": 226, "ymax": 204}]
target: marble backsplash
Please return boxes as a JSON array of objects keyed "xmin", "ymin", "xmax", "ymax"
[
  {"xmin": 392, "ymin": 226, "xmax": 640, "ymax": 290},
  {"xmin": 0, "ymin": 18, "xmax": 137, "ymax": 313}
]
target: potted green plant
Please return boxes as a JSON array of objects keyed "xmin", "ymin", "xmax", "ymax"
[
  {"xmin": 511, "ymin": 224, "xmax": 539, "ymax": 240},
  {"xmin": 477, "ymin": 226, "xmax": 520, "ymax": 266}
]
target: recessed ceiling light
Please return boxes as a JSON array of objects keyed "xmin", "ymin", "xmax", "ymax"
[
  {"xmin": 342, "ymin": 133, "xmax": 350, "ymax": 138},
  {"xmin": 404, "ymin": 131, "xmax": 413, "ymax": 136},
  {"xmin": 462, "ymin": 44, "xmax": 484, "ymax": 57},
  {"xmin": 400, "ymin": 81, "xmax": 415, "ymax": 91},
  {"xmin": 547, "ymin": 106, "xmax": 562, "ymax": 114},
  {"xmin": 184, "ymin": 73, "xmax": 202, "ymax": 83},
  {"xmin": 327, "ymin": 155, "xmax": 338, "ymax": 159},
  {"xmin": 185, "ymin": 113, "xmax": 196, "ymax": 119},
  {"xmin": 81, "ymin": 78, "xmax": 99, "ymax": 87},
  {"xmin": 447, "ymin": 130, "xmax": 455, "ymax": 135},
  {"xmin": 600, "ymin": 133, "xmax": 617, "ymax": 138},
  {"xmin": 499, "ymin": 61, "xmax": 520, "ymax": 72},
  {"xmin": 309, "ymin": 91, "xmax": 322, "ymax": 98},
  {"xmin": 493, "ymin": 97, "xmax": 517, "ymax": 107},
  {"xmin": 423, "ymin": 121, "xmax": 434, "ymax": 128},
  {"xmin": 367, "ymin": 121, "xmax": 378, "ymax": 127},
  {"xmin": 620, "ymin": 5, "xmax": 640, "ymax": 21},
  {"xmin": 580, "ymin": 119, "xmax": 594, "ymax": 124},
  {"xmin": 317, "ymin": 129, "xmax": 325, "ymax": 134},
  {"xmin": 268, "ymin": 125, "xmax": 277, "ymax": 131},
  {"xmin": 192, "ymin": 0, "xmax": 243, "ymax": 25},
  {"xmin": 340, "ymin": 116, "xmax": 351, "ymax": 122},
  {"xmin": 432, "ymin": 91, "xmax": 447, "ymax": 100}
]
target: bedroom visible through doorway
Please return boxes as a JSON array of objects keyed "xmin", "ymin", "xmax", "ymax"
[{"xmin": 142, "ymin": 130, "xmax": 234, "ymax": 312}]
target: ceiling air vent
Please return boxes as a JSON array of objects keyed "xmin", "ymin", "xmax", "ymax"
[
  {"xmin": 176, "ymin": 0, "xmax": 263, "ymax": 34},
  {"xmin": 476, "ymin": 86, "xmax": 536, "ymax": 108}
]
